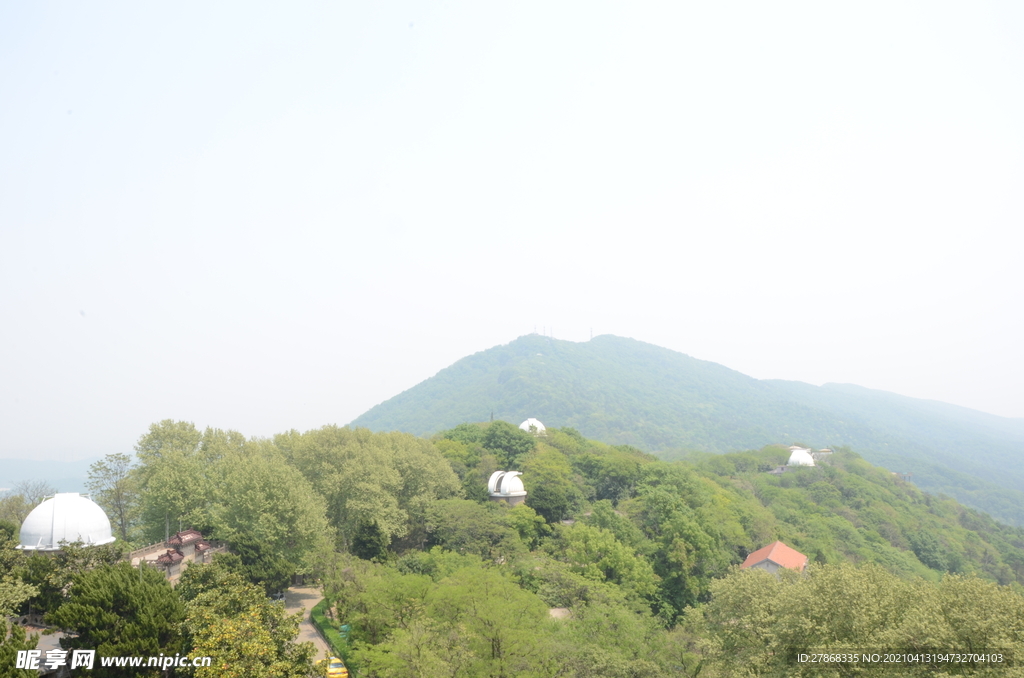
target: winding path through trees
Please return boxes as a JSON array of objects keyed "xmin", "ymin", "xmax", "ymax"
[{"xmin": 285, "ymin": 586, "xmax": 330, "ymax": 661}]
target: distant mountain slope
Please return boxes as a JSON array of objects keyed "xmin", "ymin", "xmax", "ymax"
[{"xmin": 350, "ymin": 334, "xmax": 1024, "ymax": 525}]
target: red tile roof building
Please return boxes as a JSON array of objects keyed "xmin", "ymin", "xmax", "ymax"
[
  {"xmin": 156, "ymin": 549, "xmax": 184, "ymax": 565},
  {"xmin": 167, "ymin": 529, "xmax": 203, "ymax": 547},
  {"xmin": 740, "ymin": 541, "xmax": 808, "ymax": 573},
  {"xmin": 128, "ymin": 530, "xmax": 227, "ymax": 582}
]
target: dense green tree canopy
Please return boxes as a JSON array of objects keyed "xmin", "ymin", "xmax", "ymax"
[
  {"xmin": 690, "ymin": 563, "xmax": 1024, "ymax": 677},
  {"xmin": 550, "ymin": 523, "xmax": 659, "ymax": 601},
  {"xmin": 0, "ymin": 530, "xmax": 35, "ymax": 619},
  {"xmin": 520, "ymin": 447, "xmax": 584, "ymax": 522},
  {"xmin": 277, "ymin": 426, "xmax": 461, "ymax": 551},
  {"xmin": 425, "ymin": 499, "xmax": 522, "ymax": 561},
  {"xmin": 46, "ymin": 562, "xmax": 184, "ymax": 678},
  {"xmin": 21, "ymin": 542, "xmax": 125, "ymax": 615},
  {"xmin": 481, "ymin": 420, "xmax": 536, "ymax": 469},
  {"xmin": 209, "ymin": 440, "xmax": 331, "ymax": 575},
  {"xmin": 132, "ymin": 421, "xmax": 224, "ymax": 541},
  {"xmin": 0, "ymin": 624, "xmax": 37, "ymax": 678}
]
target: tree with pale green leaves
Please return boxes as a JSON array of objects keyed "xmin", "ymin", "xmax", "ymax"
[
  {"xmin": 354, "ymin": 617, "xmax": 471, "ymax": 678},
  {"xmin": 132, "ymin": 420, "xmax": 219, "ymax": 541},
  {"xmin": 0, "ymin": 580, "xmax": 36, "ymax": 622},
  {"xmin": 351, "ymin": 566, "xmax": 433, "ymax": 645},
  {"xmin": 691, "ymin": 563, "xmax": 1024, "ymax": 677},
  {"xmin": 276, "ymin": 426, "xmax": 460, "ymax": 551},
  {"xmin": 425, "ymin": 499, "xmax": 522, "ymax": 561},
  {"xmin": 0, "ymin": 496, "xmax": 31, "ymax": 529},
  {"xmin": 86, "ymin": 452, "xmax": 139, "ymax": 542},
  {"xmin": 550, "ymin": 523, "xmax": 659, "ymax": 601},
  {"xmin": 208, "ymin": 439, "xmax": 331, "ymax": 577},
  {"xmin": 352, "ymin": 563, "xmax": 555, "ymax": 678},
  {"xmin": 426, "ymin": 565, "xmax": 554, "ymax": 678},
  {"xmin": 548, "ymin": 597, "xmax": 671, "ymax": 678},
  {"xmin": 183, "ymin": 567, "xmax": 316, "ymax": 678},
  {"xmin": 133, "ymin": 421, "xmax": 332, "ymax": 586},
  {"xmin": 0, "ymin": 529, "xmax": 36, "ymax": 620},
  {"xmin": 503, "ymin": 503, "xmax": 550, "ymax": 551},
  {"xmin": 0, "ymin": 481, "xmax": 56, "ymax": 528}
]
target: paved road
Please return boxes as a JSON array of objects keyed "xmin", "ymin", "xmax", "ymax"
[{"xmin": 285, "ymin": 586, "xmax": 331, "ymax": 661}]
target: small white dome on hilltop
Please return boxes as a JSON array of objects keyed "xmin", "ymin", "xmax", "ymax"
[
  {"xmin": 488, "ymin": 471, "xmax": 527, "ymax": 497},
  {"xmin": 787, "ymin": 448, "xmax": 816, "ymax": 467},
  {"xmin": 519, "ymin": 418, "xmax": 546, "ymax": 434},
  {"xmin": 19, "ymin": 493, "xmax": 115, "ymax": 551}
]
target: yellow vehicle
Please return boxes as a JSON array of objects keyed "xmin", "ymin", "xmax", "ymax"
[{"xmin": 326, "ymin": 656, "xmax": 348, "ymax": 678}]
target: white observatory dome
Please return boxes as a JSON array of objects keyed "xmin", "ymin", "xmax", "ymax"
[
  {"xmin": 787, "ymin": 448, "xmax": 816, "ymax": 467},
  {"xmin": 19, "ymin": 493, "xmax": 115, "ymax": 551},
  {"xmin": 488, "ymin": 471, "xmax": 527, "ymax": 497},
  {"xmin": 519, "ymin": 418, "xmax": 546, "ymax": 435}
]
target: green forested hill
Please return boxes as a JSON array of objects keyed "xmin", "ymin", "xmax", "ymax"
[
  {"xmin": 10, "ymin": 419, "xmax": 1022, "ymax": 677},
  {"xmin": 350, "ymin": 334, "xmax": 1024, "ymax": 525}
]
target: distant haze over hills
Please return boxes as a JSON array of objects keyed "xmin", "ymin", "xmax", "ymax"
[
  {"xmin": 351, "ymin": 334, "xmax": 1024, "ymax": 526},
  {"xmin": 0, "ymin": 457, "xmax": 95, "ymax": 495}
]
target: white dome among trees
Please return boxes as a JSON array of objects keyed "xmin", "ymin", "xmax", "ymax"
[
  {"xmin": 519, "ymin": 418, "xmax": 546, "ymax": 435},
  {"xmin": 787, "ymin": 448, "xmax": 816, "ymax": 467},
  {"xmin": 487, "ymin": 471, "xmax": 528, "ymax": 506},
  {"xmin": 18, "ymin": 492, "xmax": 116, "ymax": 551},
  {"xmin": 488, "ymin": 471, "xmax": 527, "ymax": 497}
]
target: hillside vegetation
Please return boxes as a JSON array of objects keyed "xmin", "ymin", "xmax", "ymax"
[
  {"xmin": 4, "ymin": 420, "xmax": 1024, "ymax": 676},
  {"xmin": 350, "ymin": 334, "xmax": 1024, "ymax": 526}
]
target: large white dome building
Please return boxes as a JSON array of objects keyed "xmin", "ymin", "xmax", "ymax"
[
  {"xmin": 787, "ymin": 447, "xmax": 816, "ymax": 467},
  {"xmin": 18, "ymin": 493, "xmax": 115, "ymax": 552},
  {"xmin": 519, "ymin": 418, "xmax": 546, "ymax": 435}
]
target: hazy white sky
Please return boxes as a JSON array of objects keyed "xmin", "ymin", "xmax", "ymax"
[{"xmin": 2, "ymin": 1, "xmax": 1022, "ymax": 461}]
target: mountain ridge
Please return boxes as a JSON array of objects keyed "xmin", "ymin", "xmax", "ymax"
[{"xmin": 350, "ymin": 334, "xmax": 1024, "ymax": 525}]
